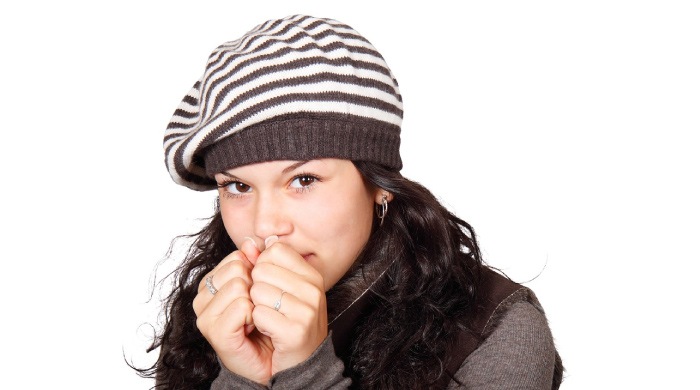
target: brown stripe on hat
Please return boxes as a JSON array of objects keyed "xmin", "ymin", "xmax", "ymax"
[
  {"xmin": 201, "ymin": 91, "xmax": 403, "ymax": 148},
  {"xmin": 206, "ymin": 55, "xmax": 400, "ymax": 118},
  {"xmin": 201, "ymin": 37, "xmax": 389, "ymax": 118},
  {"xmin": 200, "ymin": 19, "xmax": 377, "ymax": 88}
]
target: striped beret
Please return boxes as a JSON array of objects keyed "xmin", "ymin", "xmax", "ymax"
[{"xmin": 164, "ymin": 14, "xmax": 403, "ymax": 190}]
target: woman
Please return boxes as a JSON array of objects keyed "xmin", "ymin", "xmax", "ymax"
[{"xmin": 147, "ymin": 14, "xmax": 563, "ymax": 389}]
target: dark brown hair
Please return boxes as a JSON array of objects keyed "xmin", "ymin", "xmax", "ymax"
[{"xmin": 136, "ymin": 161, "xmax": 483, "ymax": 389}]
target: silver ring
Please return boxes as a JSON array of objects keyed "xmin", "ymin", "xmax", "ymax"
[
  {"xmin": 205, "ymin": 275, "xmax": 218, "ymax": 295},
  {"xmin": 273, "ymin": 291, "xmax": 286, "ymax": 311}
]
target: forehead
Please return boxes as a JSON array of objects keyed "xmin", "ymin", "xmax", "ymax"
[{"xmin": 215, "ymin": 159, "xmax": 354, "ymax": 179}]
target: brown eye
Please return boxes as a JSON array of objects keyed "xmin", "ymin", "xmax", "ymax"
[
  {"xmin": 290, "ymin": 175, "xmax": 317, "ymax": 189},
  {"xmin": 225, "ymin": 181, "xmax": 251, "ymax": 194}
]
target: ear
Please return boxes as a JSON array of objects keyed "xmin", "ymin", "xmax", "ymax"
[{"xmin": 373, "ymin": 189, "xmax": 394, "ymax": 204}]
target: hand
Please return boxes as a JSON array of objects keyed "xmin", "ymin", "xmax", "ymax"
[
  {"xmin": 193, "ymin": 237, "xmax": 329, "ymax": 383},
  {"xmin": 193, "ymin": 238, "xmax": 273, "ymax": 384},
  {"xmin": 249, "ymin": 237, "xmax": 328, "ymax": 374}
]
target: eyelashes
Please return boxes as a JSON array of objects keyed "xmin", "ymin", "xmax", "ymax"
[
  {"xmin": 290, "ymin": 173, "xmax": 320, "ymax": 193},
  {"xmin": 217, "ymin": 172, "xmax": 321, "ymax": 199},
  {"xmin": 216, "ymin": 179, "xmax": 251, "ymax": 198},
  {"xmin": 218, "ymin": 181, "xmax": 251, "ymax": 193}
]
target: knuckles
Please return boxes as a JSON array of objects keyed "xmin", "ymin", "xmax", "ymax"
[
  {"xmin": 250, "ymin": 262, "xmax": 270, "ymax": 281},
  {"xmin": 260, "ymin": 242, "xmax": 286, "ymax": 258},
  {"xmin": 196, "ymin": 296, "xmax": 254, "ymax": 338},
  {"xmin": 256, "ymin": 243, "xmax": 303, "ymax": 265},
  {"xmin": 223, "ymin": 249, "xmax": 250, "ymax": 264},
  {"xmin": 195, "ymin": 315, "xmax": 207, "ymax": 334},
  {"xmin": 192, "ymin": 294, "xmax": 205, "ymax": 315},
  {"xmin": 248, "ymin": 282, "xmax": 265, "ymax": 303},
  {"xmin": 229, "ymin": 295, "xmax": 255, "ymax": 313},
  {"xmin": 219, "ymin": 276, "xmax": 251, "ymax": 297},
  {"xmin": 308, "ymin": 272, "xmax": 324, "ymax": 290},
  {"xmin": 220, "ymin": 260, "xmax": 253, "ymax": 282},
  {"xmin": 305, "ymin": 280, "xmax": 325, "ymax": 302},
  {"xmin": 294, "ymin": 303, "xmax": 317, "ymax": 325}
]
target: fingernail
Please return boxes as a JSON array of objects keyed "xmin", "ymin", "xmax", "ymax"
[
  {"xmin": 243, "ymin": 236, "xmax": 259, "ymax": 251},
  {"xmin": 264, "ymin": 235, "xmax": 279, "ymax": 250}
]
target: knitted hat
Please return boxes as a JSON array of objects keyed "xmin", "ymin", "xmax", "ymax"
[{"xmin": 164, "ymin": 14, "xmax": 403, "ymax": 191}]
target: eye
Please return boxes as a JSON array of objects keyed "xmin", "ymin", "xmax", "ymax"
[
  {"xmin": 218, "ymin": 181, "xmax": 251, "ymax": 196},
  {"xmin": 290, "ymin": 175, "xmax": 318, "ymax": 190}
]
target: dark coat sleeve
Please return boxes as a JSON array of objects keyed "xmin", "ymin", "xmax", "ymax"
[{"xmin": 210, "ymin": 334, "xmax": 351, "ymax": 389}]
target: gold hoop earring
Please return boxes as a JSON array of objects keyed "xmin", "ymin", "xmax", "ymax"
[{"xmin": 376, "ymin": 194, "xmax": 388, "ymax": 226}]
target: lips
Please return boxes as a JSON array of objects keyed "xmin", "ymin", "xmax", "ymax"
[{"xmin": 301, "ymin": 254, "xmax": 313, "ymax": 262}]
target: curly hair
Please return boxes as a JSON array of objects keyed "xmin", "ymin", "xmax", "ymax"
[{"xmin": 135, "ymin": 161, "xmax": 484, "ymax": 389}]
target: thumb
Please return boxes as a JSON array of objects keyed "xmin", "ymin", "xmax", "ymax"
[{"xmin": 241, "ymin": 237, "xmax": 261, "ymax": 264}]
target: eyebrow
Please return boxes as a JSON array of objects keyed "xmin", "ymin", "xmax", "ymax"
[
  {"xmin": 219, "ymin": 171, "xmax": 239, "ymax": 180},
  {"xmin": 219, "ymin": 160, "xmax": 311, "ymax": 180},
  {"xmin": 282, "ymin": 160, "xmax": 311, "ymax": 174}
]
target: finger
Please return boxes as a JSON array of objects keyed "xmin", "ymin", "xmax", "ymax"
[
  {"xmin": 251, "ymin": 262, "xmax": 322, "ymax": 302},
  {"xmin": 217, "ymin": 249, "xmax": 254, "ymax": 272},
  {"xmin": 255, "ymin": 243, "xmax": 323, "ymax": 287},
  {"xmin": 195, "ymin": 276, "xmax": 251, "ymax": 317},
  {"xmin": 263, "ymin": 235, "xmax": 279, "ymax": 250},
  {"xmin": 212, "ymin": 258, "xmax": 254, "ymax": 289},
  {"xmin": 198, "ymin": 296, "xmax": 255, "ymax": 349},
  {"xmin": 216, "ymin": 296, "xmax": 255, "ymax": 337},
  {"xmin": 251, "ymin": 302, "xmax": 293, "ymax": 339},
  {"xmin": 198, "ymin": 250, "xmax": 253, "ymax": 293},
  {"xmin": 250, "ymin": 282, "xmax": 325, "ymax": 324},
  {"xmin": 250, "ymin": 283, "xmax": 292, "ymax": 315},
  {"xmin": 251, "ymin": 300, "xmax": 326, "ymax": 356},
  {"xmin": 240, "ymin": 236, "xmax": 261, "ymax": 265}
]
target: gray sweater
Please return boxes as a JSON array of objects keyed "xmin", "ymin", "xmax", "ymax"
[{"xmin": 211, "ymin": 300, "xmax": 557, "ymax": 389}]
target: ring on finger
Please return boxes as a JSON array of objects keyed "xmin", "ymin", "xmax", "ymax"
[
  {"xmin": 273, "ymin": 291, "xmax": 286, "ymax": 311},
  {"xmin": 205, "ymin": 275, "xmax": 218, "ymax": 295}
]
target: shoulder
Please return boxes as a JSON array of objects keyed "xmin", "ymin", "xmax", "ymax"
[
  {"xmin": 479, "ymin": 298, "xmax": 555, "ymax": 361},
  {"xmin": 453, "ymin": 296, "xmax": 558, "ymax": 389}
]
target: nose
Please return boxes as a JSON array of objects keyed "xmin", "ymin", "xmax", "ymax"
[{"xmin": 253, "ymin": 192, "xmax": 293, "ymax": 240}]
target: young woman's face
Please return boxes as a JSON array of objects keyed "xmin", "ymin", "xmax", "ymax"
[{"xmin": 214, "ymin": 159, "xmax": 381, "ymax": 291}]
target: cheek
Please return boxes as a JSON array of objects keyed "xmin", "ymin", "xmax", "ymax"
[
  {"xmin": 301, "ymin": 187, "xmax": 375, "ymax": 283},
  {"xmin": 220, "ymin": 206, "xmax": 252, "ymax": 247},
  {"xmin": 305, "ymin": 186, "xmax": 374, "ymax": 242}
]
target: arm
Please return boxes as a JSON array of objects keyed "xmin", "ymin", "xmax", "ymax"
[
  {"xmin": 212, "ymin": 335, "xmax": 351, "ymax": 389},
  {"xmin": 451, "ymin": 301, "xmax": 557, "ymax": 390}
]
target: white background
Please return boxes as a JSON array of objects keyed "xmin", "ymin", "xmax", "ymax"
[{"xmin": 1, "ymin": 1, "xmax": 698, "ymax": 388}]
